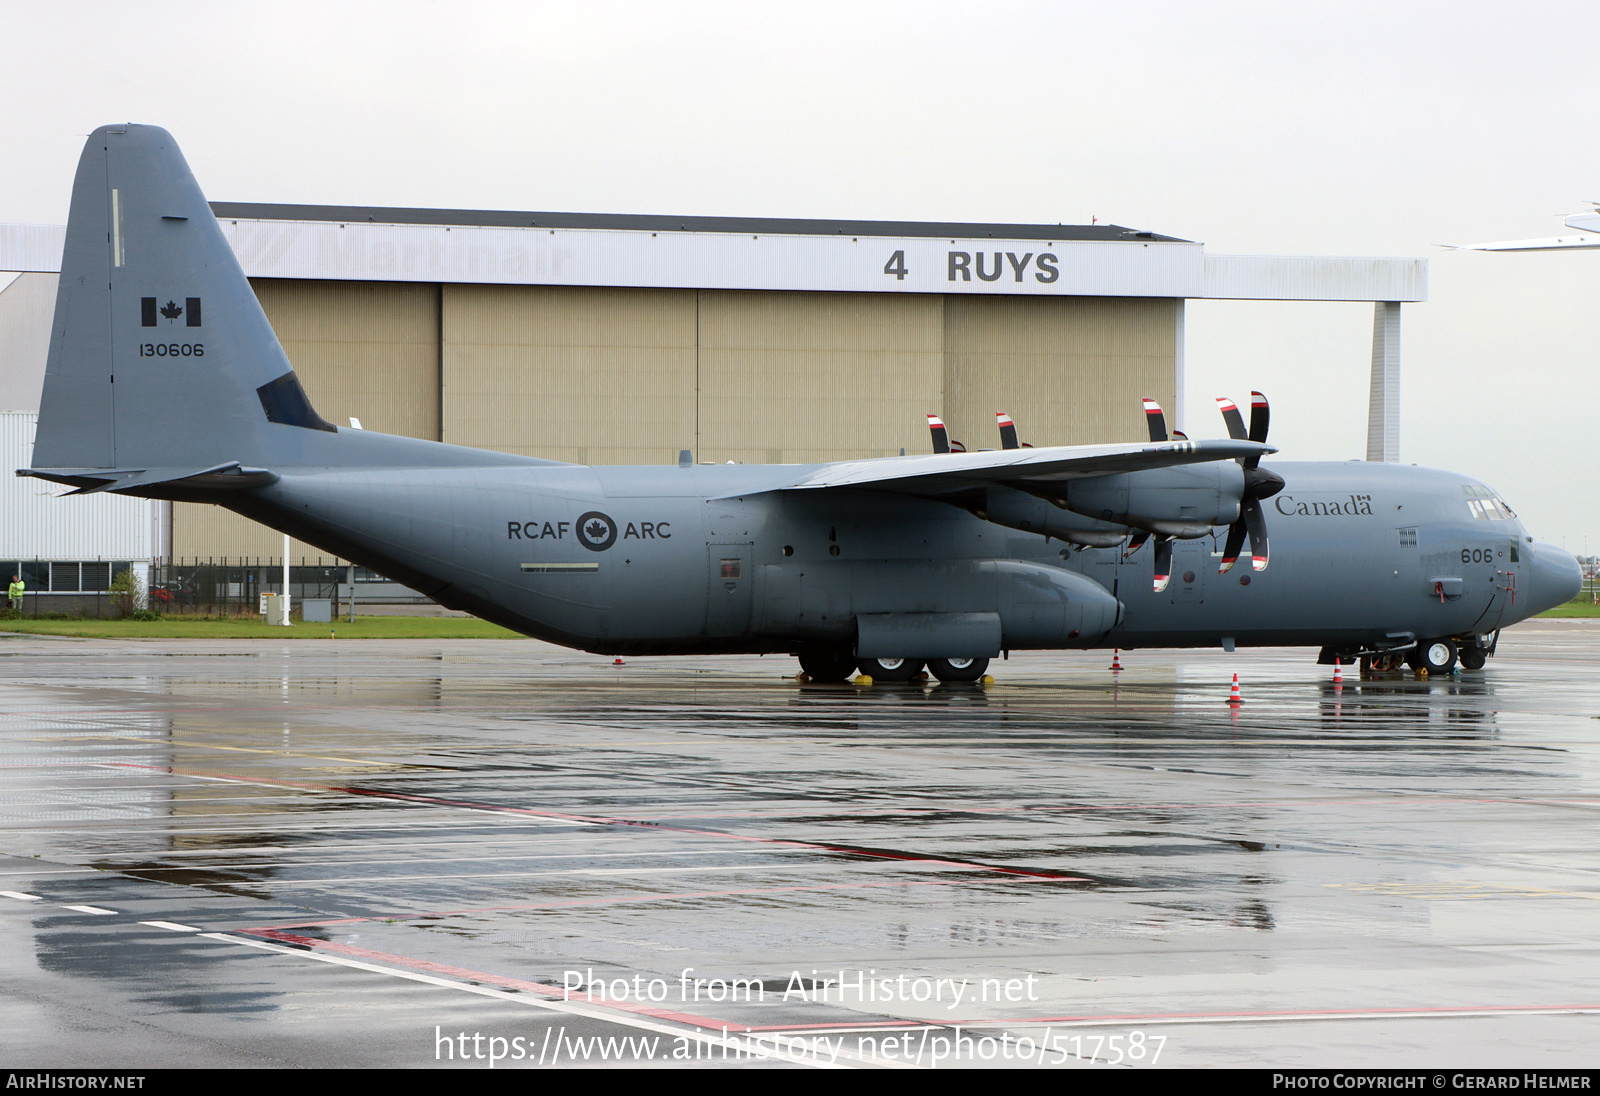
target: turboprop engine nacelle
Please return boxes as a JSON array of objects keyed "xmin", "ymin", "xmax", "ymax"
[
  {"xmin": 1063, "ymin": 463, "xmax": 1244, "ymax": 538},
  {"xmin": 976, "ymin": 485, "xmax": 1130, "ymax": 548}
]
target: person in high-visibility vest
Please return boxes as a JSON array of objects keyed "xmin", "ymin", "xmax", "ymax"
[{"xmin": 7, "ymin": 574, "xmax": 23, "ymax": 610}]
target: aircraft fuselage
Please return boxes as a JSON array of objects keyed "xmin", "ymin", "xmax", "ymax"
[{"xmin": 232, "ymin": 455, "xmax": 1571, "ymax": 657}]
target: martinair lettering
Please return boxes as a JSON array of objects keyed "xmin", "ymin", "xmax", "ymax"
[
  {"xmin": 1273, "ymin": 494, "xmax": 1374, "ymax": 517},
  {"xmin": 947, "ymin": 251, "xmax": 1059, "ymax": 284}
]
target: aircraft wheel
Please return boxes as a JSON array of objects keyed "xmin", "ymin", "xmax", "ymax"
[
  {"xmin": 857, "ymin": 657, "xmax": 925, "ymax": 682},
  {"xmin": 927, "ymin": 656, "xmax": 989, "ymax": 683},
  {"xmin": 798, "ymin": 647, "xmax": 856, "ymax": 683},
  {"xmin": 1458, "ymin": 646, "xmax": 1487, "ymax": 671},
  {"xmin": 1408, "ymin": 639, "xmax": 1458, "ymax": 675}
]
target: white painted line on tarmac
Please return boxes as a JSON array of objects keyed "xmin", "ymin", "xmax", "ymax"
[
  {"xmin": 0, "ymin": 890, "xmax": 42, "ymax": 901},
  {"xmin": 139, "ymin": 920, "xmax": 201, "ymax": 932},
  {"xmin": 60, "ymin": 904, "xmax": 116, "ymax": 914},
  {"xmin": 202, "ymin": 933, "xmax": 891, "ymax": 1068}
]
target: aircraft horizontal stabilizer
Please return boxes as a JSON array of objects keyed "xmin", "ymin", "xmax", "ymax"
[{"xmin": 18, "ymin": 461, "xmax": 277, "ymax": 497}]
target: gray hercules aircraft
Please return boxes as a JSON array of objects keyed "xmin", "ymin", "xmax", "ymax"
[{"xmin": 19, "ymin": 126, "xmax": 1584, "ymax": 681}]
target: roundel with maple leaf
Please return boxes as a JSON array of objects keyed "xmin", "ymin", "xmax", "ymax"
[{"xmin": 576, "ymin": 511, "xmax": 618, "ymax": 552}]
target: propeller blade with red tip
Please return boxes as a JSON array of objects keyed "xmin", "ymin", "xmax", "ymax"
[
  {"xmin": 927, "ymin": 414, "xmax": 950, "ymax": 454},
  {"xmin": 1248, "ymin": 391, "xmax": 1270, "ymax": 445},
  {"xmin": 1218, "ymin": 519, "xmax": 1247, "ymax": 574},
  {"xmin": 1142, "ymin": 398, "xmax": 1168, "ymax": 443},
  {"xmin": 1244, "ymin": 498, "xmax": 1270, "ymax": 570},
  {"xmin": 1216, "ymin": 397, "xmax": 1248, "ymax": 440},
  {"xmin": 1152, "ymin": 536, "xmax": 1174, "ymax": 593},
  {"xmin": 996, "ymin": 412, "xmax": 1019, "ymax": 450}
]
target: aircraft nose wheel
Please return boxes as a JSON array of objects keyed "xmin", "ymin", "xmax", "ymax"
[
  {"xmin": 856, "ymin": 657, "xmax": 926, "ymax": 682},
  {"xmin": 1407, "ymin": 639, "xmax": 1458, "ymax": 676},
  {"xmin": 1459, "ymin": 645, "xmax": 1488, "ymax": 671},
  {"xmin": 926, "ymin": 656, "xmax": 990, "ymax": 683}
]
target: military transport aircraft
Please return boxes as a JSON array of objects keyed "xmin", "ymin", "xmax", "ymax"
[{"xmin": 19, "ymin": 126, "xmax": 1583, "ymax": 682}]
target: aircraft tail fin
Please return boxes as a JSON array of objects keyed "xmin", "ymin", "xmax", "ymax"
[{"xmin": 30, "ymin": 124, "xmax": 330, "ymax": 477}]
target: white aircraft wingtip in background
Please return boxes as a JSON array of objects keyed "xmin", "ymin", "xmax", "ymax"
[{"xmin": 1448, "ymin": 203, "xmax": 1600, "ymax": 251}]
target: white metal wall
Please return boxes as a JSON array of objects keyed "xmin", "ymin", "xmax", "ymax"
[{"xmin": 1, "ymin": 412, "xmax": 153, "ymax": 559}]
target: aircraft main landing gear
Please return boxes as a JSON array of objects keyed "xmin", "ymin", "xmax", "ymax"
[
  {"xmin": 857, "ymin": 656, "xmax": 926, "ymax": 682},
  {"xmin": 926, "ymin": 656, "xmax": 990, "ymax": 683},
  {"xmin": 797, "ymin": 646, "xmax": 857, "ymax": 683},
  {"xmin": 1408, "ymin": 639, "xmax": 1458, "ymax": 676}
]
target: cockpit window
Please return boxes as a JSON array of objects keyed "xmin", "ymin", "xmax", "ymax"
[{"xmin": 1462, "ymin": 484, "xmax": 1515, "ymax": 521}]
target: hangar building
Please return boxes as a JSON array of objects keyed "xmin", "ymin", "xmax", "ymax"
[{"xmin": 0, "ymin": 204, "xmax": 1425, "ymax": 574}]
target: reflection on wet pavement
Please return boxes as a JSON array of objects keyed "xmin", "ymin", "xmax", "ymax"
[{"xmin": 2, "ymin": 622, "xmax": 1598, "ymax": 1067}]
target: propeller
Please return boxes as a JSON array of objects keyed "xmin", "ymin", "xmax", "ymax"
[
  {"xmin": 925, "ymin": 413, "xmax": 966, "ymax": 453},
  {"xmin": 1142, "ymin": 398, "xmax": 1168, "ymax": 443},
  {"xmin": 1215, "ymin": 391, "xmax": 1283, "ymax": 574},
  {"xmin": 1152, "ymin": 535, "xmax": 1174, "ymax": 593},
  {"xmin": 996, "ymin": 412, "xmax": 1019, "ymax": 450}
]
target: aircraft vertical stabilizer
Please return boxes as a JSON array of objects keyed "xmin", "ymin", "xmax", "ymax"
[{"xmin": 31, "ymin": 124, "xmax": 326, "ymax": 476}]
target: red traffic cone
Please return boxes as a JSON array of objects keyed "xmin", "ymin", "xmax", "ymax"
[
  {"xmin": 1227, "ymin": 672, "xmax": 1242, "ymax": 705},
  {"xmin": 1110, "ymin": 648, "xmax": 1123, "ymax": 672},
  {"xmin": 1333, "ymin": 659, "xmax": 1343, "ymax": 685}
]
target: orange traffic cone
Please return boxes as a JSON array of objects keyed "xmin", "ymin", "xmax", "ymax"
[
  {"xmin": 1227, "ymin": 672, "xmax": 1242, "ymax": 705},
  {"xmin": 1110, "ymin": 648, "xmax": 1123, "ymax": 672}
]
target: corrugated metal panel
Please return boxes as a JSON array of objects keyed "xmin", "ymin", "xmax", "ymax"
[
  {"xmin": 1, "ymin": 412, "xmax": 153, "ymax": 559},
  {"xmin": 0, "ymin": 225, "xmax": 66, "ymax": 273},
  {"xmin": 171, "ymin": 503, "xmax": 317, "ymax": 562},
  {"xmin": 697, "ymin": 291, "xmax": 943, "ymax": 463},
  {"xmin": 0, "ymin": 273, "xmax": 57, "ymax": 412},
  {"xmin": 441, "ymin": 284, "xmax": 697, "ymax": 464},
  {"xmin": 252, "ymin": 279, "xmax": 439, "ymax": 440},
  {"xmin": 1201, "ymin": 255, "xmax": 1428, "ymax": 302},
  {"xmin": 943, "ymin": 297, "xmax": 1176, "ymax": 450}
]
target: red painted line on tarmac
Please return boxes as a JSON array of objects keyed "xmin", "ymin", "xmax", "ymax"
[
  {"xmin": 960, "ymin": 1002, "xmax": 1600, "ymax": 1026},
  {"xmin": 246, "ymin": 877, "xmax": 1042, "ymax": 929},
  {"xmin": 639, "ymin": 793, "xmax": 1600, "ymax": 823}
]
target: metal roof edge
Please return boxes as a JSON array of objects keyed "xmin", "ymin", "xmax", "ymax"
[{"xmin": 207, "ymin": 202, "xmax": 1190, "ymax": 243}]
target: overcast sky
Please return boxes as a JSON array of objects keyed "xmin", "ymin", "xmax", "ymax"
[{"xmin": 2, "ymin": 0, "xmax": 1596, "ymax": 553}]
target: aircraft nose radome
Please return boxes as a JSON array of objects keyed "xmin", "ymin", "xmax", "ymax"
[{"xmin": 1527, "ymin": 542, "xmax": 1582, "ymax": 616}]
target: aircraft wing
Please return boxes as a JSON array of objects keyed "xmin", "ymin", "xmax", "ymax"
[
  {"xmin": 749, "ymin": 438, "xmax": 1272, "ymax": 498},
  {"xmin": 1449, "ymin": 209, "xmax": 1600, "ymax": 251},
  {"xmin": 1446, "ymin": 235, "xmax": 1600, "ymax": 252}
]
